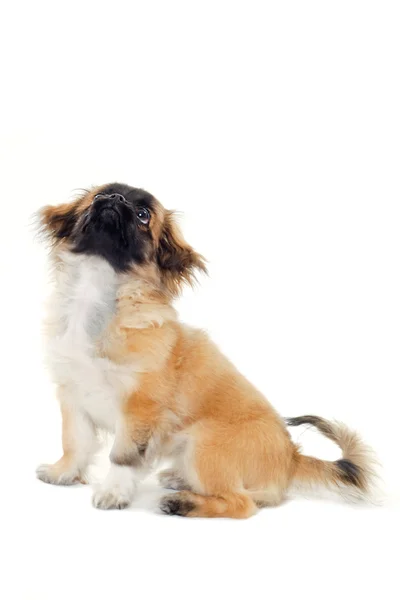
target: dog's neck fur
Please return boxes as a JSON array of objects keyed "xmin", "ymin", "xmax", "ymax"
[
  {"xmin": 51, "ymin": 251, "xmax": 117, "ymax": 342},
  {"xmin": 49, "ymin": 249, "xmax": 177, "ymax": 340},
  {"xmin": 44, "ymin": 249, "xmax": 178, "ymax": 432}
]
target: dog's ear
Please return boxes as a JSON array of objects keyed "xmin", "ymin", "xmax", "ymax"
[
  {"xmin": 38, "ymin": 200, "xmax": 81, "ymax": 240},
  {"xmin": 157, "ymin": 211, "xmax": 207, "ymax": 295}
]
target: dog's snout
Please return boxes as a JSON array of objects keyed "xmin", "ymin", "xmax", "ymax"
[
  {"xmin": 94, "ymin": 192, "xmax": 127, "ymax": 204},
  {"xmin": 109, "ymin": 193, "xmax": 126, "ymax": 203}
]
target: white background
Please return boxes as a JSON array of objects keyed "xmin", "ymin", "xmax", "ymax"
[{"xmin": 1, "ymin": 1, "xmax": 399, "ymax": 599}]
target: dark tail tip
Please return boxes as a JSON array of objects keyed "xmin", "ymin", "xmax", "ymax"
[
  {"xmin": 285, "ymin": 415, "xmax": 334, "ymax": 437},
  {"xmin": 335, "ymin": 458, "xmax": 363, "ymax": 488},
  {"xmin": 285, "ymin": 416, "xmax": 313, "ymax": 427}
]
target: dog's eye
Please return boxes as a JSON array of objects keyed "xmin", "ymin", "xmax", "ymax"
[{"xmin": 136, "ymin": 207, "xmax": 150, "ymax": 225}]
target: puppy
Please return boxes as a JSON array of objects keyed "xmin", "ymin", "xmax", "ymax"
[{"xmin": 36, "ymin": 183, "xmax": 375, "ymax": 518}]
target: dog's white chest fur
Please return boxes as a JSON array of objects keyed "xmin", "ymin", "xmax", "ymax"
[{"xmin": 45, "ymin": 252, "xmax": 135, "ymax": 432}]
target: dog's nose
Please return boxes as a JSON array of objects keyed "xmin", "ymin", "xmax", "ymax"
[
  {"xmin": 109, "ymin": 193, "xmax": 126, "ymax": 203},
  {"xmin": 93, "ymin": 193, "xmax": 127, "ymax": 205}
]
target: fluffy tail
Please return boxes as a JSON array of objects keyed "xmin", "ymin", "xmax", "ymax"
[{"xmin": 286, "ymin": 415, "xmax": 376, "ymax": 498}]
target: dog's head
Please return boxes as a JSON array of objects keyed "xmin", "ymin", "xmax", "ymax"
[{"xmin": 39, "ymin": 183, "xmax": 206, "ymax": 295}]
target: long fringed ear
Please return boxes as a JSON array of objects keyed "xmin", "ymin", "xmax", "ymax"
[
  {"xmin": 38, "ymin": 200, "xmax": 81, "ymax": 241},
  {"xmin": 157, "ymin": 211, "xmax": 207, "ymax": 296}
]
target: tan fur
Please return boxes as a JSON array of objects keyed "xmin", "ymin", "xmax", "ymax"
[{"xmin": 37, "ymin": 185, "xmax": 376, "ymax": 518}]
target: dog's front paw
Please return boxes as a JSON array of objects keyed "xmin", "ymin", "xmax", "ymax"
[
  {"xmin": 36, "ymin": 462, "xmax": 85, "ymax": 486},
  {"xmin": 92, "ymin": 487, "xmax": 132, "ymax": 510},
  {"xmin": 92, "ymin": 465, "xmax": 136, "ymax": 510}
]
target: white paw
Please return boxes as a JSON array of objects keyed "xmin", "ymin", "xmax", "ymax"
[
  {"xmin": 36, "ymin": 463, "xmax": 85, "ymax": 486},
  {"xmin": 92, "ymin": 465, "xmax": 136, "ymax": 510},
  {"xmin": 92, "ymin": 486, "xmax": 134, "ymax": 510}
]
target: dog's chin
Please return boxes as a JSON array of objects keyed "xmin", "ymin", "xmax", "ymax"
[
  {"xmin": 91, "ymin": 207, "xmax": 123, "ymax": 229},
  {"xmin": 100, "ymin": 206, "xmax": 119, "ymax": 218},
  {"xmin": 71, "ymin": 224, "xmax": 146, "ymax": 272}
]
